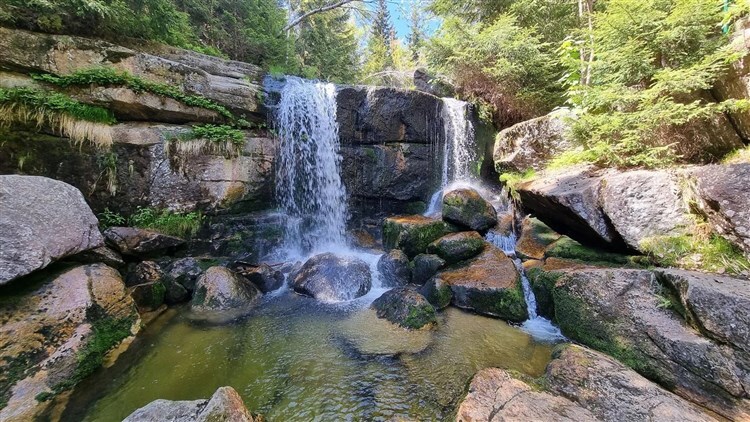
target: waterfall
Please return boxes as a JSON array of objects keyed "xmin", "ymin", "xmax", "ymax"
[
  {"xmin": 424, "ymin": 98, "xmax": 476, "ymax": 216},
  {"xmin": 485, "ymin": 229, "xmax": 565, "ymax": 342},
  {"xmin": 273, "ymin": 77, "xmax": 348, "ymax": 256}
]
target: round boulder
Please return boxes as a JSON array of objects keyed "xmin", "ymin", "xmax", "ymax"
[
  {"xmin": 371, "ymin": 287, "xmax": 437, "ymax": 330},
  {"xmin": 238, "ymin": 263, "xmax": 284, "ymax": 293},
  {"xmin": 427, "ymin": 231, "xmax": 485, "ymax": 264},
  {"xmin": 377, "ymin": 249, "xmax": 411, "ymax": 288},
  {"xmin": 292, "ymin": 253, "xmax": 372, "ymax": 302},
  {"xmin": 411, "ymin": 253, "xmax": 446, "ymax": 285},
  {"xmin": 191, "ymin": 266, "xmax": 261, "ymax": 314},
  {"xmin": 442, "ymin": 188, "xmax": 497, "ymax": 232}
]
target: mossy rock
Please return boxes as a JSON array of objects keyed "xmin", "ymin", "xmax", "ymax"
[
  {"xmin": 427, "ymin": 231, "xmax": 485, "ymax": 264},
  {"xmin": 382, "ymin": 215, "xmax": 457, "ymax": 258},
  {"xmin": 411, "ymin": 253, "xmax": 446, "ymax": 285},
  {"xmin": 419, "ymin": 276, "xmax": 453, "ymax": 310},
  {"xmin": 371, "ymin": 287, "xmax": 437, "ymax": 330},
  {"xmin": 545, "ymin": 236, "xmax": 632, "ymax": 266},
  {"xmin": 442, "ymin": 188, "xmax": 497, "ymax": 232},
  {"xmin": 526, "ymin": 267, "xmax": 562, "ymax": 320},
  {"xmin": 516, "ymin": 217, "xmax": 561, "ymax": 260},
  {"xmin": 129, "ymin": 281, "xmax": 166, "ymax": 312}
]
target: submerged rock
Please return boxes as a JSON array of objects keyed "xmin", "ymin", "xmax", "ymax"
[
  {"xmin": 427, "ymin": 231, "xmax": 485, "ymax": 264},
  {"xmin": 441, "ymin": 188, "xmax": 497, "ymax": 233},
  {"xmin": 104, "ymin": 226, "xmax": 185, "ymax": 258},
  {"xmin": 0, "ymin": 264, "xmax": 138, "ymax": 421},
  {"xmin": 382, "ymin": 215, "xmax": 456, "ymax": 258},
  {"xmin": 456, "ymin": 368, "xmax": 597, "ymax": 422},
  {"xmin": 377, "ymin": 249, "xmax": 411, "ymax": 288},
  {"xmin": 411, "ymin": 253, "xmax": 446, "ymax": 285},
  {"xmin": 123, "ymin": 386, "xmax": 256, "ymax": 422},
  {"xmin": 435, "ymin": 245, "xmax": 527, "ymax": 322},
  {"xmin": 291, "ymin": 253, "xmax": 372, "ymax": 302},
  {"xmin": 547, "ymin": 344, "xmax": 717, "ymax": 422},
  {"xmin": 0, "ymin": 175, "xmax": 104, "ymax": 285},
  {"xmin": 191, "ymin": 267, "xmax": 261, "ymax": 314},
  {"xmin": 554, "ymin": 268, "xmax": 750, "ymax": 419},
  {"xmin": 371, "ymin": 287, "xmax": 437, "ymax": 330}
]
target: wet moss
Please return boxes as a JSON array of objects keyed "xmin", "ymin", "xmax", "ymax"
[
  {"xmin": 545, "ymin": 237, "xmax": 633, "ymax": 267},
  {"xmin": 403, "ymin": 304, "xmax": 437, "ymax": 330},
  {"xmin": 526, "ymin": 268, "xmax": 562, "ymax": 320},
  {"xmin": 382, "ymin": 217, "xmax": 453, "ymax": 257},
  {"xmin": 467, "ymin": 279, "xmax": 528, "ymax": 322}
]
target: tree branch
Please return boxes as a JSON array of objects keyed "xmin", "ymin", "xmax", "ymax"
[{"xmin": 283, "ymin": 0, "xmax": 364, "ymax": 32}]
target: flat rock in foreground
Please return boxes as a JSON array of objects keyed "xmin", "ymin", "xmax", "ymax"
[{"xmin": 123, "ymin": 386, "xmax": 256, "ymax": 422}]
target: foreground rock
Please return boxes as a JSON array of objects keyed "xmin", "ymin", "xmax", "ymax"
[
  {"xmin": 291, "ymin": 253, "xmax": 372, "ymax": 302},
  {"xmin": 554, "ymin": 268, "xmax": 750, "ymax": 419},
  {"xmin": 493, "ymin": 108, "xmax": 575, "ymax": 173},
  {"xmin": 376, "ymin": 249, "xmax": 411, "ymax": 288},
  {"xmin": 191, "ymin": 267, "xmax": 261, "ymax": 316},
  {"xmin": 371, "ymin": 287, "xmax": 437, "ymax": 330},
  {"xmin": 0, "ymin": 264, "xmax": 138, "ymax": 421},
  {"xmin": 123, "ymin": 386, "xmax": 256, "ymax": 422},
  {"xmin": 547, "ymin": 345, "xmax": 716, "ymax": 422},
  {"xmin": 0, "ymin": 175, "xmax": 103, "ymax": 284},
  {"xmin": 441, "ymin": 189, "xmax": 497, "ymax": 233},
  {"xmin": 456, "ymin": 368, "xmax": 596, "ymax": 422},
  {"xmin": 383, "ymin": 215, "xmax": 456, "ymax": 257},
  {"xmin": 691, "ymin": 163, "xmax": 750, "ymax": 257},
  {"xmin": 428, "ymin": 231, "xmax": 485, "ymax": 264},
  {"xmin": 104, "ymin": 227, "xmax": 185, "ymax": 258},
  {"xmin": 456, "ymin": 344, "xmax": 716, "ymax": 422},
  {"xmin": 435, "ymin": 245, "xmax": 526, "ymax": 321}
]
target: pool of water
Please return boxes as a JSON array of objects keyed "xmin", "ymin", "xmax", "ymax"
[{"xmin": 63, "ymin": 291, "xmax": 556, "ymax": 421}]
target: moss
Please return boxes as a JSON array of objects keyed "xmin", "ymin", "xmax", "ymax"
[
  {"xmin": 467, "ymin": 279, "xmax": 528, "ymax": 322},
  {"xmin": 148, "ymin": 282, "xmax": 167, "ymax": 309},
  {"xmin": 640, "ymin": 232, "xmax": 750, "ymax": 275},
  {"xmin": 1, "ymin": 350, "xmax": 47, "ymax": 409},
  {"xmin": 196, "ymin": 259, "xmax": 221, "ymax": 271},
  {"xmin": 192, "ymin": 285, "xmax": 208, "ymax": 305},
  {"xmin": 382, "ymin": 219, "xmax": 400, "ymax": 251},
  {"xmin": 546, "ymin": 236, "xmax": 633, "ymax": 266},
  {"xmin": 403, "ymin": 304, "xmax": 437, "ymax": 330},
  {"xmin": 44, "ymin": 307, "xmax": 135, "ymax": 400},
  {"xmin": 435, "ymin": 284, "xmax": 453, "ymax": 309},
  {"xmin": 498, "ymin": 169, "xmax": 536, "ymax": 201}
]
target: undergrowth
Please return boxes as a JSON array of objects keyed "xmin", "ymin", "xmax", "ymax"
[
  {"xmin": 640, "ymin": 229, "xmax": 750, "ymax": 275},
  {"xmin": 99, "ymin": 206, "xmax": 204, "ymax": 238},
  {"xmin": 498, "ymin": 169, "xmax": 535, "ymax": 201},
  {"xmin": 0, "ymin": 87, "xmax": 115, "ymax": 147},
  {"xmin": 32, "ymin": 68, "xmax": 237, "ymax": 122}
]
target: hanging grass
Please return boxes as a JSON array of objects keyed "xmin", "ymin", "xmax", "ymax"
[
  {"xmin": 32, "ymin": 68, "xmax": 237, "ymax": 122},
  {"xmin": 0, "ymin": 87, "xmax": 115, "ymax": 148}
]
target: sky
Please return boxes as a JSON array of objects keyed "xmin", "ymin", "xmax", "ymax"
[{"xmin": 383, "ymin": 0, "xmax": 439, "ymax": 42}]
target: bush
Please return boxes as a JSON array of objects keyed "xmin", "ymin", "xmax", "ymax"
[{"xmin": 128, "ymin": 207, "xmax": 204, "ymax": 238}]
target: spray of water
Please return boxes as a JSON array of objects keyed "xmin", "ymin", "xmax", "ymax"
[{"xmin": 274, "ymin": 77, "xmax": 348, "ymax": 257}]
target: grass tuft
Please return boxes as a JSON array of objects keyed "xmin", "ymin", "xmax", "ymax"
[{"xmin": 640, "ymin": 230, "xmax": 750, "ymax": 275}]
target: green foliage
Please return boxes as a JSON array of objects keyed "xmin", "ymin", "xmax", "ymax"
[
  {"xmin": 98, "ymin": 208, "xmax": 126, "ymax": 229},
  {"xmin": 185, "ymin": 124, "xmax": 245, "ymax": 145},
  {"xmin": 564, "ymin": 0, "xmax": 750, "ymax": 168},
  {"xmin": 498, "ymin": 169, "xmax": 535, "ymax": 201},
  {"xmin": 32, "ymin": 68, "xmax": 235, "ymax": 121},
  {"xmin": 640, "ymin": 232, "xmax": 750, "ymax": 275},
  {"xmin": 0, "ymin": 87, "xmax": 115, "ymax": 125},
  {"xmin": 128, "ymin": 206, "xmax": 204, "ymax": 238}
]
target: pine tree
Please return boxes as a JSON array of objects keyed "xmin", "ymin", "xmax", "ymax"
[
  {"xmin": 371, "ymin": 0, "xmax": 394, "ymax": 68},
  {"xmin": 406, "ymin": 2, "xmax": 425, "ymax": 63}
]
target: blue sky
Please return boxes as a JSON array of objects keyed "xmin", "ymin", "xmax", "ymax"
[{"xmin": 380, "ymin": 0, "xmax": 439, "ymax": 42}]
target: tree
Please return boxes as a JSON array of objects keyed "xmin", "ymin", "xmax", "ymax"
[
  {"xmin": 370, "ymin": 0, "xmax": 394, "ymax": 69},
  {"xmin": 406, "ymin": 1, "xmax": 428, "ymax": 63}
]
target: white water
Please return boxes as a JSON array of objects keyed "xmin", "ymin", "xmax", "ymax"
[
  {"xmin": 274, "ymin": 77, "xmax": 348, "ymax": 257},
  {"xmin": 485, "ymin": 229, "xmax": 566, "ymax": 342},
  {"xmin": 424, "ymin": 98, "xmax": 476, "ymax": 216}
]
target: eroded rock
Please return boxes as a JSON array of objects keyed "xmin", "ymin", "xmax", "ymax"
[
  {"xmin": 0, "ymin": 175, "xmax": 103, "ymax": 284},
  {"xmin": 382, "ymin": 215, "xmax": 456, "ymax": 258},
  {"xmin": 371, "ymin": 287, "xmax": 437, "ymax": 330},
  {"xmin": 123, "ymin": 386, "xmax": 256, "ymax": 422},
  {"xmin": 442, "ymin": 188, "xmax": 497, "ymax": 233},
  {"xmin": 291, "ymin": 253, "xmax": 372, "ymax": 302},
  {"xmin": 104, "ymin": 227, "xmax": 185, "ymax": 258},
  {"xmin": 191, "ymin": 267, "xmax": 261, "ymax": 315}
]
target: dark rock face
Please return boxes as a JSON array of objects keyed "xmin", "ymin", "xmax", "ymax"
[
  {"xmin": 166, "ymin": 257, "xmax": 204, "ymax": 293},
  {"xmin": 123, "ymin": 386, "xmax": 256, "ymax": 422},
  {"xmin": 456, "ymin": 368, "xmax": 597, "ymax": 422},
  {"xmin": 427, "ymin": 231, "xmax": 485, "ymax": 264},
  {"xmin": 191, "ymin": 267, "xmax": 261, "ymax": 314},
  {"xmin": 371, "ymin": 287, "xmax": 437, "ymax": 330},
  {"xmin": 436, "ymin": 245, "xmax": 527, "ymax": 322},
  {"xmin": 411, "ymin": 253, "xmax": 445, "ymax": 285},
  {"xmin": 493, "ymin": 109, "xmax": 575, "ymax": 173},
  {"xmin": 291, "ymin": 253, "xmax": 372, "ymax": 302},
  {"xmin": 554, "ymin": 268, "xmax": 750, "ymax": 419},
  {"xmin": 376, "ymin": 249, "xmax": 411, "ymax": 288},
  {"xmin": 547, "ymin": 344, "xmax": 717, "ymax": 422},
  {"xmin": 0, "ymin": 175, "xmax": 104, "ymax": 284},
  {"xmin": 130, "ymin": 281, "xmax": 166, "ymax": 312},
  {"xmin": 0, "ymin": 264, "xmax": 138, "ymax": 421},
  {"xmin": 442, "ymin": 189, "xmax": 497, "ymax": 233},
  {"xmin": 71, "ymin": 246, "xmax": 125, "ymax": 269},
  {"xmin": 125, "ymin": 261, "xmax": 163, "ymax": 287},
  {"xmin": 714, "ymin": 19, "xmax": 750, "ymax": 140},
  {"xmin": 237, "ymin": 263, "xmax": 284, "ymax": 293},
  {"xmin": 413, "ymin": 68, "xmax": 455, "ymax": 97},
  {"xmin": 691, "ymin": 163, "xmax": 750, "ymax": 257},
  {"xmin": 382, "ymin": 215, "xmax": 457, "ymax": 258},
  {"xmin": 104, "ymin": 227, "xmax": 185, "ymax": 258}
]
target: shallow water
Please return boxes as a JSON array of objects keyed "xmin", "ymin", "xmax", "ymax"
[{"xmin": 64, "ymin": 292, "xmax": 556, "ymax": 421}]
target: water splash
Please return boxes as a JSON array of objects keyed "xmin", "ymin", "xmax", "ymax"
[
  {"xmin": 424, "ymin": 98, "xmax": 476, "ymax": 216},
  {"xmin": 485, "ymin": 228, "xmax": 565, "ymax": 343},
  {"xmin": 273, "ymin": 77, "xmax": 348, "ymax": 257}
]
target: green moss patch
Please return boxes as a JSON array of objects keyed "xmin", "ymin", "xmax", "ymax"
[
  {"xmin": 545, "ymin": 236, "xmax": 634, "ymax": 267},
  {"xmin": 640, "ymin": 233, "xmax": 750, "ymax": 275}
]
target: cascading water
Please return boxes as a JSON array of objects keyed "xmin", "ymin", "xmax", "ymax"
[
  {"xmin": 485, "ymin": 228, "xmax": 565, "ymax": 342},
  {"xmin": 425, "ymin": 98, "xmax": 477, "ymax": 216},
  {"xmin": 273, "ymin": 77, "xmax": 348, "ymax": 257}
]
